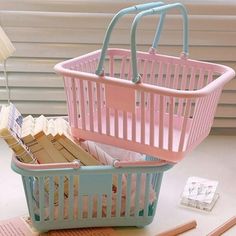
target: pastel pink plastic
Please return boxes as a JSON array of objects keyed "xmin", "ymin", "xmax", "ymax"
[
  {"xmin": 54, "ymin": 48, "xmax": 235, "ymax": 163},
  {"xmin": 12, "ymin": 155, "xmax": 81, "ymax": 170}
]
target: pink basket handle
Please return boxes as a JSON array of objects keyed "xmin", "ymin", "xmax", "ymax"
[
  {"xmin": 12, "ymin": 155, "xmax": 172, "ymax": 170},
  {"xmin": 12, "ymin": 155, "xmax": 81, "ymax": 170},
  {"xmin": 113, "ymin": 159, "xmax": 171, "ymax": 168}
]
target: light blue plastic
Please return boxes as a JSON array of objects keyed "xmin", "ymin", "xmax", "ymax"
[
  {"xmin": 11, "ymin": 159, "xmax": 172, "ymax": 232},
  {"xmin": 95, "ymin": 1, "xmax": 165, "ymax": 76},
  {"xmin": 131, "ymin": 3, "xmax": 189, "ymax": 83}
]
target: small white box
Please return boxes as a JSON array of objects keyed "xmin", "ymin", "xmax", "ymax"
[{"xmin": 180, "ymin": 176, "xmax": 219, "ymax": 211}]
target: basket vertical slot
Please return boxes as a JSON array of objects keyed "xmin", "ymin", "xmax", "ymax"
[
  {"xmin": 157, "ymin": 61, "xmax": 164, "ymax": 86},
  {"xmin": 144, "ymin": 91, "xmax": 151, "ymax": 145},
  {"xmin": 123, "ymin": 110, "xmax": 128, "ymax": 140},
  {"xmin": 176, "ymin": 66, "xmax": 185, "ymax": 115},
  {"xmin": 120, "ymin": 55, "xmax": 127, "ymax": 79},
  {"xmin": 58, "ymin": 175, "xmax": 65, "ymax": 221},
  {"xmin": 109, "ymin": 55, "xmax": 114, "ymax": 77},
  {"xmin": 187, "ymin": 97, "xmax": 205, "ymax": 148},
  {"xmin": 105, "ymin": 103, "xmax": 110, "ymax": 136},
  {"xmin": 83, "ymin": 196, "xmax": 89, "ymax": 219},
  {"xmin": 140, "ymin": 91, "xmax": 145, "ymax": 144},
  {"xmin": 100, "ymin": 83, "xmax": 106, "ymax": 127},
  {"xmin": 167, "ymin": 96, "xmax": 174, "ymax": 151},
  {"xmin": 124, "ymin": 173, "xmax": 132, "ymax": 217},
  {"xmin": 48, "ymin": 176, "xmax": 55, "ymax": 221},
  {"xmin": 180, "ymin": 65, "xmax": 188, "ymax": 90},
  {"xmin": 132, "ymin": 105, "xmax": 136, "ymax": 143},
  {"xmin": 134, "ymin": 173, "xmax": 141, "ymax": 217},
  {"xmin": 178, "ymin": 98, "xmax": 192, "ymax": 152},
  {"xmin": 22, "ymin": 176, "xmax": 36, "ymax": 222},
  {"xmin": 199, "ymin": 93, "xmax": 211, "ymax": 138},
  {"xmin": 82, "ymin": 80, "xmax": 90, "ymax": 131},
  {"xmin": 168, "ymin": 64, "xmax": 176, "ymax": 89},
  {"xmin": 78, "ymin": 79, "xmax": 86, "ymax": 130},
  {"xmin": 198, "ymin": 95, "xmax": 211, "ymax": 138},
  {"xmin": 141, "ymin": 58, "xmax": 149, "ymax": 83},
  {"xmin": 108, "ymin": 107, "xmax": 115, "ymax": 137},
  {"xmin": 114, "ymin": 109, "xmax": 119, "ymax": 138},
  {"xmin": 143, "ymin": 173, "xmax": 151, "ymax": 217},
  {"xmin": 206, "ymin": 70, "xmax": 214, "ymax": 85},
  {"xmin": 87, "ymin": 80, "xmax": 94, "ymax": 132},
  {"xmin": 197, "ymin": 68, "xmax": 205, "ymax": 89},
  {"xmin": 78, "ymin": 192, "xmax": 83, "ymax": 219},
  {"xmin": 87, "ymin": 194, "xmax": 93, "ymax": 219},
  {"xmin": 202, "ymin": 89, "xmax": 221, "ymax": 137},
  {"xmin": 149, "ymin": 93, "xmax": 154, "ymax": 146},
  {"xmin": 211, "ymin": 89, "xmax": 222, "ymax": 122},
  {"xmin": 159, "ymin": 95, "xmax": 164, "ymax": 149},
  {"xmin": 64, "ymin": 76, "xmax": 78, "ymax": 128},
  {"xmin": 188, "ymin": 66, "xmax": 196, "ymax": 91},
  {"xmin": 173, "ymin": 64, "xmax": 180, "ymax": 89},
  {"xmin": 195, "ymin": 97, "xmax": 209, "ymax": 142},
  {"xmin": 135, "ymin": 90, "xmax": 142, "ymax": 143},
  {"xmin": 97, "ymin": 193, "xmax": 103, "ymax": 219},
  {"xmin": 165, "ymin": 63, "xmax": 171, "ymax": 88},
  {"xmin": 153, "ymin": 94, "xmax": 159, "ymax": 147},
  {"xmin": 115, "ymin": 174, "xmax": 122, "ymax": 217},
  {"xmin": 68, "ymin": 175, "xmax": 74, "ymax": 220},
  {"xmin": 96, "ymin": 82, "xmax": 102, "ymax": 134},
  {"xmin": 126, "ymin": 57, "xmax": 132, "ymax": 81},
  {"xmin": 152, "ymin": 172, "xmax": 164, "ymax": 215},
  {"xmin": 38, "ymin": 176, "xmax": 45, "ymax": 221},
  {"xmin": 148, "ymin": 60, "xmax": 154, "ymax": 85},
  {"xmin": 105, "ymin": 186, "xmax": 113, "ymax": 219}
]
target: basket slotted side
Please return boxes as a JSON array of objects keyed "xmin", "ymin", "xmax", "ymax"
[
  {"xmin": 12, "ymin": 160, "xmax": 172, "ymax": 232},
  {"xmin": 59, "ymin": 48, "xmax": 232, "ymax": 163}
]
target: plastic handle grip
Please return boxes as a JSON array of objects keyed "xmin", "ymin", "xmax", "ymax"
[
  {"xmin": 12, "ymin": 155, "xmax": 81, "ymax": 170},
  {"xmin": 95, "ymin": 2, "xmax": 165, "ymax": 76},
  {"xmin": 113, "ymin": 160, "xmax": 171, "ymax": 168},
  {"xmin": 131, "ymin": 3, "xmax": 189, "ymax": 83}
]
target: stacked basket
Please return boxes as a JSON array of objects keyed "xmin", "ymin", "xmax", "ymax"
[{"xmin": 12, "ymin": 2, "xmax": 235, "ymax": 232}]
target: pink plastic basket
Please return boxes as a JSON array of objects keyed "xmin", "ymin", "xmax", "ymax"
[{"xmin": 54, "ymin": 3, "xmax": 235, "ymax": 163}]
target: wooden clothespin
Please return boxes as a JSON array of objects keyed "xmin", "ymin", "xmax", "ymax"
[
  {"xmin": 156, "ymin": 220, "xmax": 197, "ymax": 236},
  {"xmin": 207, "ymin": 216, "xmax": 236, "ymax": 236}
]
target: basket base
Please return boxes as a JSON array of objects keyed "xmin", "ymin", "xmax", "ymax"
[{"xmin": 31, "ymin": 217, "xmax": 154, "ymax": 232}]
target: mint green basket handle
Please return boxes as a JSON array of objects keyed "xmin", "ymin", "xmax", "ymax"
[
  {"xmin": 95, "ymin": 2, "xmax": 165, "ymax": 76},
  {"xmin": 131, "ymin": 3, "xmax": 189, "ymax": 83}
]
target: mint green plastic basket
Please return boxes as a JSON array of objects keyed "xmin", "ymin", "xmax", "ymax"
[{"xmin": 11, "ymin": 156, "xmax": 172, "ymax": 232}]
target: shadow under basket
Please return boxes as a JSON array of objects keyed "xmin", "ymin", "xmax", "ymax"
[{"xmin": 11, "ymin": 156, "xmax": 172, "ymax": 232}]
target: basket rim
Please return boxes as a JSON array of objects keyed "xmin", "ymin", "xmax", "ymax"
[
  {"xmin": 54, "ymin": 48, "xmax": 235, "ymax": 99},
  {"xmin": 11, "ymin": 155, "xmax": 173, "ymax": 177}
]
